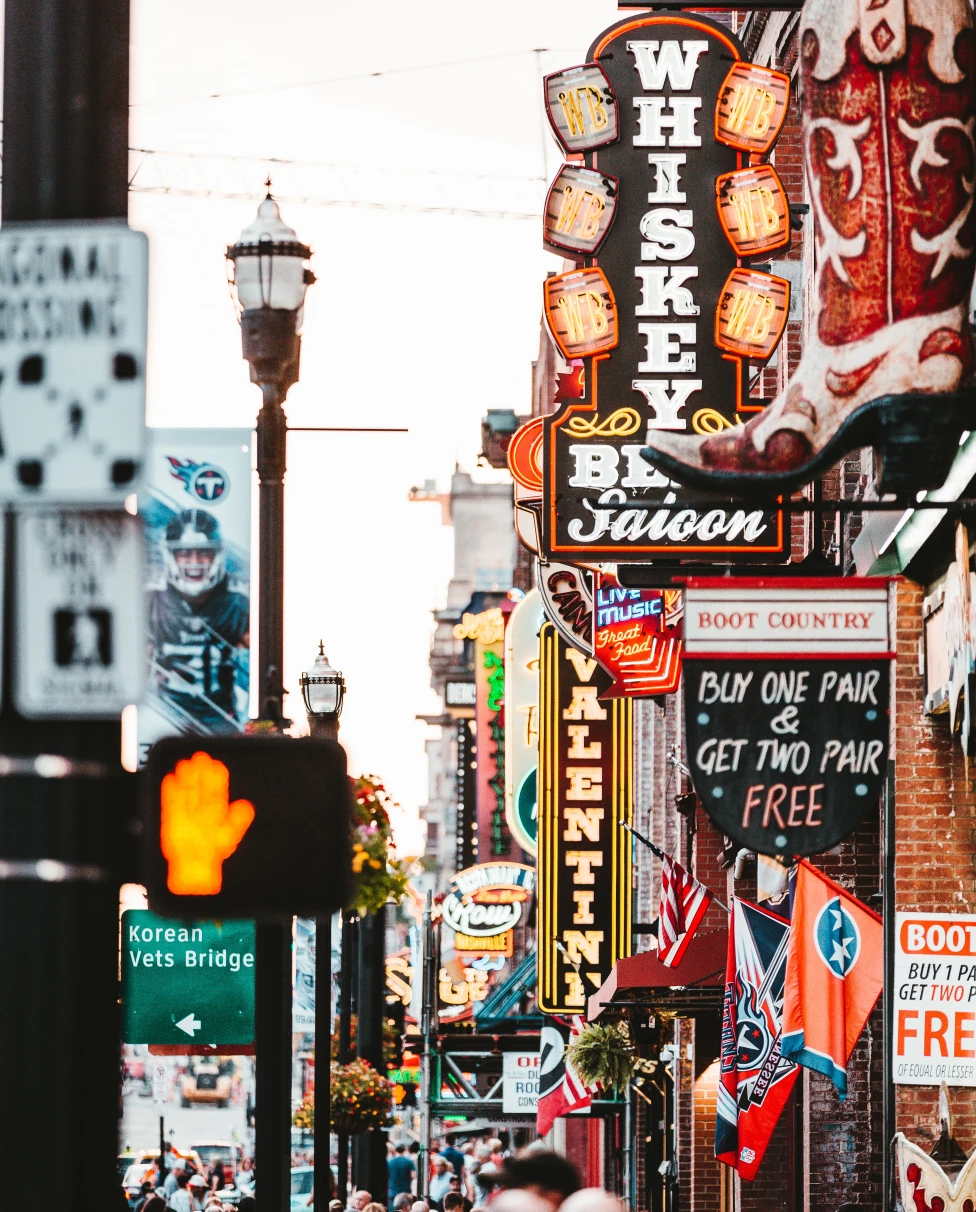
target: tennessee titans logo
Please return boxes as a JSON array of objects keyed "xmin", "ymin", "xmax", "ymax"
[
  {"xmin": 166, "ymin": 457, "xmax": 229, "ymax": 503},
  {"xmin": 814, "ymin": 896, "xmax": 861, "ymax": 978}
]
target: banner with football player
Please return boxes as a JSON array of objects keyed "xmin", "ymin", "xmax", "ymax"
[
  {"xmin": 138, "ymin": 429, "xmax": 252, "ymax": 761},
  {"xmin": 716, "ymin": 897, "xmax": 798, "ymax": 1181}
]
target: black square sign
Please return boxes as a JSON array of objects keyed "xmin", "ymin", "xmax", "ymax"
[{"xmin": 143, "ymin": 736, "xmax": 352, "ymax": 918}]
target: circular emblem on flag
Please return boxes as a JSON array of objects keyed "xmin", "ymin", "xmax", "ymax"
[
  {"xmin": 538, "ymin": 1023, "xmax": 566, "ymax": 1098},
  {"xmin": 189, "ymin": 463, "xmax": 228, "ymax": 502},
  {"xmin": 814, "ymin": 896, "xmax": 861, "ymax": 978}
]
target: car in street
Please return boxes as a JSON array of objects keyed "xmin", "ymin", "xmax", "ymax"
[
  {"xmin": 181, "ymin": 1062, "xmax": 233, "ymax": 1107},
  {"xmin": 190, "ymin": 1139, "xmax": 243, "ymax": 1185},
  {"xmin": 121, "ymin": 1161, "xmax": 157, "ymax": 1205},
  {"xmin": 290, "ymin": 1165, "xmax": 314, "ymax": 1210}
]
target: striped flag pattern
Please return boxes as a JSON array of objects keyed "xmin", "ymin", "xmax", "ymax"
[
  {"xmin": 658, "ymin": 851, "xmax": 713, "ymax": 967},
  {"xmin": 536, "ymin": 1015, "xmax": 597, "ymax": 1136}
]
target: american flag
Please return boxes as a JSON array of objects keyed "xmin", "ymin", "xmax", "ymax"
[{"xmin": 658, "ymin": 850, "xmax": 713, "ymax": 967}]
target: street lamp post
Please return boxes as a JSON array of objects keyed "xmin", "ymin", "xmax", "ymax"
[
  {"xmin": 301, "ymin": 644, "xmax": 346, "ymax": 742},
  {"xmin": 228, "ymin": 193, "xmax": 315, "ymax": 1212},
  {"xmin": 302, "ymin": 643, "xmax": 346, "ymax": 1204}
]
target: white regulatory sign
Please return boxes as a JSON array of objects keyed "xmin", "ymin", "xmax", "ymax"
[
  {"xmin": 502, "ymin": 1052, "xmax": 540, "ymax": 1114},
  {"xmin": 0, "ymin": 222, "xmax": 148, "ymax": 503},
  {"xmin": 152, "ymin": 1060, "xmax": 168, "ymax": 1108},
  {"xmin": 15, "ymin": 510, "xmax": 145, "ymax": 718}
]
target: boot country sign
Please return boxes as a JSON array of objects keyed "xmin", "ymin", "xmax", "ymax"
[{"xmin": 682, "ymin": 579, "xmax": 893, "ymax": 858}]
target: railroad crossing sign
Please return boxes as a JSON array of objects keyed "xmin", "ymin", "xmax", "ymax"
[
  {"xmin": 14, "ymin": 509, "xmax": 144, "ymax": 717},
  {"xmin": 0, "ymin": 222, "xmax": 148, "ymax": 504},
  {"xmin": 121, "ymin": 910, "xmax": 255, "ymax": 1048}
]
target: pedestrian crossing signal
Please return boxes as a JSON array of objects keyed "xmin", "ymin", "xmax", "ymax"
[{"xmin": 143, "ymin": 735, "xmax": 351, "ymax": 917}]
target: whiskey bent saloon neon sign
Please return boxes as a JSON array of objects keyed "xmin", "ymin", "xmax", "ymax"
[{"xmin": 540, "ymin": 15, "xmax": 791, "ymax": 561}]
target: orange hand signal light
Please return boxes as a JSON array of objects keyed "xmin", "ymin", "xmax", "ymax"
[{"xmin": 160, "ymin": 750, "xmax": 255, "ymax": 895}]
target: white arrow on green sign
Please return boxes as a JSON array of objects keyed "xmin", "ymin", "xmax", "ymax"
[{"xmin": 121, "ymin": 910, "xmax": 255, "ymax": 1047}]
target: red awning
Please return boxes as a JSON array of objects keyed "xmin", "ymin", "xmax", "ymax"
[{"xmin": 588, "ymin": 927, "xmax": 728, "ymax": 1019}]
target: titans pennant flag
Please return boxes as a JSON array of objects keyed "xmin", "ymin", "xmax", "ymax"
[
  {"xmin": 536, "ymin": 1016, "xmax": 595, "ymax": 1137},
  {"xmin": 781, "ymin": 860, "xmax": 883, "ymax": 1099},
  {"xmin": 716, "ymin": 898, "xmax": 798, "ymax": 1181}
]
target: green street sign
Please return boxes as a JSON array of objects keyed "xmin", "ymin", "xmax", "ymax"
[{"xmin": 122, "ymin": 910, "xmax": 255, "ymax": 1047}]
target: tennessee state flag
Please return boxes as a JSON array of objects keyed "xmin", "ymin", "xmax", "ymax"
[{"xmin": 781, "ymin": 860, "xmax": 883, "ymax": 1099}]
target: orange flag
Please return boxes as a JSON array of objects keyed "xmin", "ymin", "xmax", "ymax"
[{"xmin": 781, "ymin": 860, "xmax": 883, "ymax": 1099}]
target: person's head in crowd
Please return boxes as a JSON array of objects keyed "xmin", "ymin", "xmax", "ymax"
[
  {"xmin": 410, "ymin": 1202, "xmax": 429, "ymax": 1212},
  {"xmin": 395, "ymin": 1144, "xmax": 407, "ymax": 1155},
  {"xmin": 432, "ymin": 1156, "xmax": 450, "ymax": 1175},
  {"xmin": 444, "ymin": 1196, "xmax": 465, "ymax": 1212},
  {"xmin": 392, "ymin": 1195, "xmax": 413, "ymax": 1212},
  {"xmin": 448, "ymin": 1176, "xmax": 462, "ymax": 1192},
  {"xmin": 364, "ymin": 1202, "xmax": 387, "ymax": 1212},
  {"xmin": 474, "ymin": 1146, "xmax": 491, "ymax": 1163},
  {"xmin": 354, "ymin": 1191, "xmax": 374, "ymax": 1211},
  {"xmin": 486, "ymin": 1191, "xmax": 552, "ymax": 1212},
  {"xmin": 176, "ymin": 1173, "xmax": 191, "ymax": 1190},
  {"xmin": 497, "ymin": 1152, "xmax": 581, "ymax": 1212},
  {"xmin": 558, "ymin": 1191, "xmax": 624, "ymax": 1212},
  {"xmin": 329, "ymin": 1202, "xmax": 344, "ymax": 1212}
]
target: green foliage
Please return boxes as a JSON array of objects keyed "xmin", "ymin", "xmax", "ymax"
[
  {"xmin": 567, "ymin": 1020, "xmax": 635, "ymax": 1098},
  {"xmin": 347, "ymin": 775, "xmax": 410, "ymax": 914}
]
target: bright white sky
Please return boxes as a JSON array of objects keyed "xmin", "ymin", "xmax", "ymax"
[{"xmin": 129, "ymin": 0, "xmax": 620, "ymax": 850}]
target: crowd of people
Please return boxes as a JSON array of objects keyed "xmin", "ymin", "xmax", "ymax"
[
  {"xmin": 332, "ymin": 1138, "xmax": 620, "ymax": 1212},
  {"xmin": 127, "ymin": 1149, "xmax": 255, "ymax": 1212}
]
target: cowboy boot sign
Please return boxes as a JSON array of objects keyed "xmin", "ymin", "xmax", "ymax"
[{"xmin": 641, "ymin": 0, "xmax": 976, "ymax": 495}]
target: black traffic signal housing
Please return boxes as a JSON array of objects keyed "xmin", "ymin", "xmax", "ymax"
[{"xmin": 143, "ymin": 735, "xmax": 351, "ymax": 917}]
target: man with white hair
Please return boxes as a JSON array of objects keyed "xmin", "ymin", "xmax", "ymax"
[{"xmin": 429, "ymin": 1156, "xmax": 453, "ymax": 1210}]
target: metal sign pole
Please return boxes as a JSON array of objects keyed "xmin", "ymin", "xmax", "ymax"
[
  {"xmin": 0, "ymin": 0, "xmax": 135, "ymax": 1202},
  {"xmin": 418, "ymin": 894, "xmax": 435, "ymax": 1201}
]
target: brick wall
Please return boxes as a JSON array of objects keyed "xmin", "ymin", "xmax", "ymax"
[
  {"xmin": 894, "ymin": 577, "xmax": 976, "ymax": 1150},
  {"xmin": 692, "ymin": 1057, "xmax": 722, "ymax": 1211}
]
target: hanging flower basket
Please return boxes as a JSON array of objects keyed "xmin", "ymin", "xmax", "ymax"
[
  {"xmin": 330, "ymin": 1059, "xmax": 394, "ymax": 1135},
  {"xmin": 566, "ymin": 1020, "xmax": 635, "ymax": 1098},
  {"xmin": 347, "ymin": 775, "xmax": 410, "ymax": 915}
]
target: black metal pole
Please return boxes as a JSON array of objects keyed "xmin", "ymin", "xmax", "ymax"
[
  {"xmin": 253, "ymin": 380, "xmax": 293, "ymax": 1212},
  {"xmin": 337, "ymin": 911, "xmax": 357, "ymax": 1202},
  {"xmin": 883, "ymin": 759, "xmax": 896, "ymax": 1211},
  {"xmin": 354, "ymin": 906, "xmax": 388, "ymax": 1199},
  {"xmin": 0, "ymin": 0, "xmax": 132, "ymax": 1203},
  {"xmin": 314, "ymin": 913, "xmax": 333, "ymax": 1206},
  {"xmin": 310, "ymin": 707, "xmax": 339, "ymax": 1208}
]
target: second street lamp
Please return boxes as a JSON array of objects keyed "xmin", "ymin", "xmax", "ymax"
[
  {"xmin": 227, "ymin": 192, "xmax": 314, "ymax": 1212},
  {"xmin": 301, "ymin": 643, "xmax": 346, "ymax": 742},
  {"xmin": 303, "ymin": 642, "xmax": 346, "ymax": 1206}
]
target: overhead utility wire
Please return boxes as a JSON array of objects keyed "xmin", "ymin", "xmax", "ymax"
[
  {"xmin": 127, "ymin": 146, "xmax": 546, "ymax": 185},
  {"xmin": 126, "ymin": 182, "xmax": 539, "ymax": 219},
  {"xmin": 130, "ymin": 47, "xmax": 579, "ymax": 107}
]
